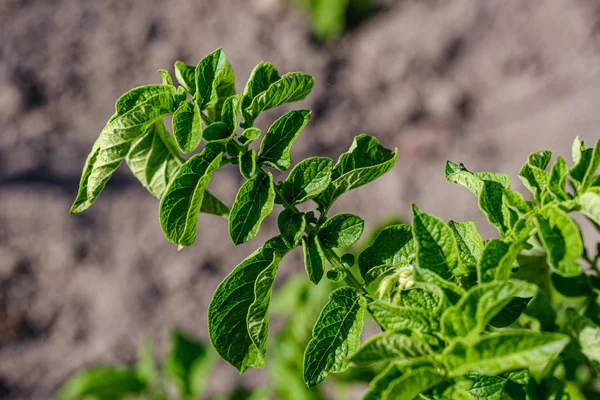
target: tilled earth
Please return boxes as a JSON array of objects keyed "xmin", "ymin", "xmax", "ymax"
[{"xmin": 1, "ymin": 0, "xmax": 600, "ymax": 398}]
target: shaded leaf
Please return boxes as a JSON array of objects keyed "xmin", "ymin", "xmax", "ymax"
[
  {"xmin": 578, "ymin": 187, "xmax": 600, "ymax": 226},
  {"xmin": 412, "ymin": 205, "xmax": 466, "ymax": 280},
  {"xmin": 441, "ymin": 280, "xmax": 536, "ymax": 339},
  {"xmin": 277, "ymin": 209, "xmax": 306, "ymax": 248},
  {"xmin": 302, "ymin": 232, "xmax": 325, "ymax": 284},
  {"xmin": 368, "ymin": 300, "xmax": 439, "ymax": 332},
  {"xmin": 358, "ymin": 224, "xmax": 415, "ymax": 284},
  {"xmin": 364, "ymin": 361, "xmax": 444, "ymax": 400},
  {"xmin": 56, "ymin": 368, "xmax": 146, "ymax": 400}
]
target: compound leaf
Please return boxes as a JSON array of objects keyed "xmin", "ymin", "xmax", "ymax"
[
  {"xmin": 303, "ymin": 287, "xmax": 366, "ymax": 386},
  {"xmin": 317, "ymin": 213, "xmax": 364, "ymax": 249},
  {"xmin": 281, "ymin": 157, "xmax": 333, "ymax": 205},
  {"xmin": 229, "ymin": 169, "xmax": 275, "ymax": 245},
  {"xmin": 258, "ymin": 110, "xmax": 311, "ymax": 171},
  {"xmin": 159, "ymin": 143, "xmax": 224, "ymax": 246}
]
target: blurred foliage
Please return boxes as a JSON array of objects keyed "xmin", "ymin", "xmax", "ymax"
[{"xmin": 288, "ymin": 0, "xmax": 374, "ymax": 41}]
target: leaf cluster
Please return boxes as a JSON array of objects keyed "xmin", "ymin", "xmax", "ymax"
[{"xmin": 70, "ymin": 49, "xmax": 600, "ymax": 399}]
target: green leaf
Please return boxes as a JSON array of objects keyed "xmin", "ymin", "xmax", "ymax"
[
  {"xmin": 490, "ymin": 296, "xmax": 532, "ymax": 328},
  {"xmin": 71, "ymin": 90, "xmax": 177, "ymax": 213},
  {"xmin": 302, "ymin": 232, "xmax": 325, "ymax": 284},
  {"xmin": 358, "ymin": 224, "xmax": 415, "ymax": 284},
  {"xmin": 240, "ymin": 127, "xmax": 262, "ymax": 144},
  {"xmin": 125, "ymin": 120, "xmax": 183, "ymax": 198},
  {"xmin": 368, "ymin": 300, "xmax": 439, "ymax": 332},
  {"xmin": 535, "ymin": 205, "xmax": 583, "ymax": 277},
  {"xmin": 519, "ymin": 151, "xmax": 552, "ymax": 202},
  {"xmin": 229, "ymin": 169, "xmax": 276, "ymax": 245},
  {"xmin": 464, "ymin": 373, "xmax": 507, "ymax": 399},
  {"xmin": 350, "ymin": 330, "xmax": 433, "ymax": 366},
  {"xmin": 445, "ymin": 161, "xmax": 513, "ymax": 236},
  {"xmin": 159, "ymin": 69, "xmax": 173, "ymax": 86},
  {"xmin": 175, "ymin": 61, "xmax": 197, "ymax": 95},
  {"xmin": 159, "ymin": 143, "xmax": 224, "ymax": 246},
  {"xmin": 448, "ymin": 220, "xmax": 485, "ymax": 268},
  {"xmin": 111, "ymin": 84, "xmax": 176, "ymax": 121},
  {"xmin": 240, "ymin": 62, "xmax": 281, "ymax": 127},
  {"xmin": 280, "ymin": 156, "xmax": 333, "ymax": 205},
  {"xmin": 578, "ymin": 187, "xmax": 600, "ymax": 225},
  {"xmin": 364, "ymin": 362, "xmax": 445, "ymax": 400},
  {"xmin": 257, "ymin": 109, "xmax": 311, "ymax": 171},
  {"xmin": 478, "ymin": 239, "xmax": 526, "ymax": 283},
  {"xmin": 164, "ymin": 330, "xmax": 215, "ymax": 400},
  {"xmin": 239, "ymin": 149, "xmax": 257, "ymax": 180},
  {"xmin": 277, "ymin": 209, "xmax": 306, "ymax": 248},
  {"xmin": 203, "ymin": 122, "xmax": 231, "ymax": 142},
  {"xmin": 303, "ymin": 287, "xmax": 366, "ymax": 386},
  {"xmin": 444, "ymin": 331, "xmax": 570, "ymax": 377},
  {"xmin": 242, "ymin": 72, "xmax": 314, "ymax": 127},
  {"xmin": 317, "ymin": 213, "xmax": 364, "ymax": 249},
  {"xmin": 567, "ymin": 311, "xmax": 600, "ymax": 364},
  {"xmin": 172, "ymin": 100, "xmax": 202, "ymax": 153},
  {"xmin": 208, "ymin": 237, "xmax": 288, "ymax": 372},
  {"xmin": 441, "ymin": 280, "xmax": 536, "ymax": 339},
  {"xmin": 412, "ymin": 265, "xmax": 465, "ymax": 304},
  {"xmin": 194, "ymin": 48, "xmax": 236, "ymax": 120},
  {"xmin": 401, "ymin": 283, "xmax": 449, "ymax": 315},
  {"xmin": 412, "ymin": 205, "xmax": 467, "ymax": 280},
  {"xmin": 570, "ymin": 137, "xmax": 600, "ymax": 191},
  {"xmin": 199, "ymin": 190, "xmax": 230, "ymax": 218},
  {"xmin": 548, "ymin": 156, "xmax": 570, "ymax": 201},
  {"xmin": 316, "ymin": 134, "xmax": 398, "ymax": 211},
  {"xmin": 56, "ymin": 367, "xmax": 146, "ymax": 400},
  {"xmin": 326, "ymin": 268, "xmax": 347, "ymax": 283}
]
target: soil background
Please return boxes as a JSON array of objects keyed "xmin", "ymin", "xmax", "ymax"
[{"xmin": 1, "ymin": 0, "xmax": 600, "ymax": 399}]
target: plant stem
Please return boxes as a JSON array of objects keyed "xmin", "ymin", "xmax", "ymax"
[{"xmin": 323, "ymin": 248, "xmax": 371, "ymax": 300}]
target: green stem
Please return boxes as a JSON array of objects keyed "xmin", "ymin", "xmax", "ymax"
[{"xmin": 323, "ymin": 248, "xmax": 372, "ymax": 301}]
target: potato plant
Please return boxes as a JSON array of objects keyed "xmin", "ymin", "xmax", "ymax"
[{"xmin": 69, "ymin": 48, "xmax": 600, "ymax": 399}]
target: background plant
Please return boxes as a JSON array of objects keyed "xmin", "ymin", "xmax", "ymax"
[{"xmin": 69, "ymin": 48, "xmax": 600, "ymax": 398}]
